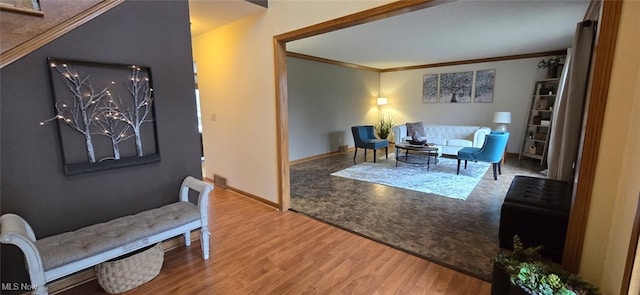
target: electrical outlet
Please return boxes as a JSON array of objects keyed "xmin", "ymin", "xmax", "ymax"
[{"xmin": 210, "ymin": 113, "xmax": 216, "ymax": 121}]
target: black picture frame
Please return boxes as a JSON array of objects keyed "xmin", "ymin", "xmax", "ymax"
[{"xmin": 46, "ymin": 57, "xmax": 160, "ymax": 175}]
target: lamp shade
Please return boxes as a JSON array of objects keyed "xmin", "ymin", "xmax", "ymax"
[
  {"xmin": 493, "ymin": 112, "xmax": 512, "ymax": 124},
  {"xmin": 377, "ymin": 97, "xmax": 388, "ymax": 106}
]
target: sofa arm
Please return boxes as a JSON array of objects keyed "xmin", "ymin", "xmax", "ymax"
[
  {"xmin": 391, "ymin": 125, "xmax": 407, "ymax": 144},
  {"xmin": 473, "ymin": 127, "xmax": 492, "ymax": 147}
]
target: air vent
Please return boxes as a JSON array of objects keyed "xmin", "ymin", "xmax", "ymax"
[{"xmin": 213, "ymin": 174, "xmax": 228, "ymax": 189}]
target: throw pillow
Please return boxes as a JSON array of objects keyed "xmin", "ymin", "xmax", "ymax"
[{"xmin": 406, "ymin": 121, "xmax": 425, "ymax": 138}]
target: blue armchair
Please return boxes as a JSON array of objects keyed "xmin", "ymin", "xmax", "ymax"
[
  {"xmin": 351, "ymin": 125, "xmax": 389, "ymax": 163},
  {"xmin": 457, "ymin": 131, "xmax": 509, "ymax": 180}
]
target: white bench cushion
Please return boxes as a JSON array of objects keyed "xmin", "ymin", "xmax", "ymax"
[{"xmin": 35, "ymin": 202, "xmax": 199, "ymax": 270}]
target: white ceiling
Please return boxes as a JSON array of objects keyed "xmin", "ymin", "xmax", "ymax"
[{"xmin": 189, "ymin": 0, "xmax": 589, "ymax": 69}]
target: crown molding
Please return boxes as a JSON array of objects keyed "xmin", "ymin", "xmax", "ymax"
[
  {"xmin": 287, "ymin": 51, "xmax": 381, "ymax": 72},
  {"xmin": 285, "ymin": 49, "xmax": 568, "ymax": 73}
]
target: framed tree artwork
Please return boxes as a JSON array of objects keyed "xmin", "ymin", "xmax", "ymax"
[
  {"xmin": 422, "ymin": 74, "xmax": 438, "ymax": 103},
  {"xmin": 439, "ymin": 71, "xmax": 473, "ymax": 103},
  {"xmin": 474, "ymin": 69, "xmax": 495, "ymax": 103},
  {"xmin": 45, "ymin": 58, "xmax": 160, "ymax": 175}
]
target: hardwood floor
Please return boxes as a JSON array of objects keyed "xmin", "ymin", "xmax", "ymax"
[{"xmin": 63, "ymin": 188, "xmax": 492, "ymax": 295}]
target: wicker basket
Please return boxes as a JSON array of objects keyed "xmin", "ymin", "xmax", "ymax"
[{"xmin": 95, "ymin": 243, "xmax": 164, "ymax": 294}]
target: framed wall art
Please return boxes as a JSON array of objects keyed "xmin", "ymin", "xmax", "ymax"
[
  {"xmin": 422, "ymin": 73, "xmax": 438, "ymax": 103},
  {"xmin": 45, "ymin": 58, "xmax": 160, "ymax": 175},
  {"xmin": 474, "ymin": 69, "xmax": 495, "ymax": 103},
  {"xmin": 439, "ymin": 71, "xmax": 473, "ymax": 103}
]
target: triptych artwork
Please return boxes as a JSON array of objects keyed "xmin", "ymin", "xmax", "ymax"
[{"xmin": 422, "ymin": 69, "xmax": 495, "ymax": 103}]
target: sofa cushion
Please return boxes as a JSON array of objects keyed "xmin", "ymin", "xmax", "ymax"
[
  {"xmin": 447, "ymin": 139, "xmax": 473, "ymax": 147},
  {"xmin": 429, "ymin": 138, "xmax": 447, "ymax": 146},
  {"xmin": 406, "ymin": 121, "xmax": 425, "ymax": 137},
  {"xmin": 441, "ymin": 145, "xmax": 464, "ymax": 156}
]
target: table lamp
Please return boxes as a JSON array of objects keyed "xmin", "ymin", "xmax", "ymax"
[{"xmin": 493, "ymin": 111, "xmax": 512, "ymax": 132}]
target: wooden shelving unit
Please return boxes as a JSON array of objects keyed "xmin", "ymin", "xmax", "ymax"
[{"xmin": 519, "ymin": 78, "xmax": 560, "ymax": 166}]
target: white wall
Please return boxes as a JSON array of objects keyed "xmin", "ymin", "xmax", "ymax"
[
  {"xmin": 287, "ymin": 57, "xmax": 380, "ymax": 161},
  {"xmin": 192, "ymin": 0, "xmax": 392, "ymax": 203},
  {"xmin": 580, "ymin": 1, "xmax": 640, "ymax": 293},
  {"xmin": 380, "ymin": 58, "xmax": 547, "ymax": 153}
]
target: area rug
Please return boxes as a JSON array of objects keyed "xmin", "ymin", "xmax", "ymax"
[{"xmin": 330, "ymin": 156, "xmax": 490, "ymax": 200}]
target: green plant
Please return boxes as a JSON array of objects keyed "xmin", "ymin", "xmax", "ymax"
[
  {"xmin": 537, "ymin": 56, "xmax": 562, "ymax": 69},
  {"xmin": 496, "ymin": 236, "xmax": 599, "ymax": 295},
  {"xmin": 374, "ymin": 113, "xmax": 394, "ymax": 139}
]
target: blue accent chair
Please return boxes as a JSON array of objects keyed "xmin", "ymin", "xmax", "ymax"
[
  {"xmin": 457, "ymin": 131, "xmax": 509, "ymax": 180},
  {"xmin": 351, "ymin": 125, "xmax": 389, "ymax": 163}
]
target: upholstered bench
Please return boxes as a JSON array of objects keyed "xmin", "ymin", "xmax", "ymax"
[
  {"xmin": 0, "ymin": 176, "xmax": 213, "ymax": 295},
  {"xmin": 498, "ymin": 175, "xmax": 571, "ymax": 262}
]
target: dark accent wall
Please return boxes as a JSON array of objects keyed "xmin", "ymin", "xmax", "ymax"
[{"xmin": 0, "ymin": 1, "xmax": 201, "ymax": 288}]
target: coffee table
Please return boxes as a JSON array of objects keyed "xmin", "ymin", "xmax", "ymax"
[{"xmin": 395, "ymin": 143, "xmax": 440, "ymax": 171}]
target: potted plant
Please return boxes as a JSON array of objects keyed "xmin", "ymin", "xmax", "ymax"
[
  {"xmin": 537, "ymin": 56, "xmax": 564, "ymax": 79},
  {"xmin": 493, "ymin": 236, "xmax": 599, "ymax": 295},
  {"xmin": 374, "ymin": 113, "xmax": 394, "ymax": 140}
]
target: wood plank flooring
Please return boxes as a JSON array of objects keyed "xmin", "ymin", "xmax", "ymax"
[{"xmin": 62, "ymin": 188, "xmax": 492, "ymax": 295}]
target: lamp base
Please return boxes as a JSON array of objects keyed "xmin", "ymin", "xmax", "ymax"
[{"xmin": 495, "ymin": 124, "xmax": 508, "ymax": 132}]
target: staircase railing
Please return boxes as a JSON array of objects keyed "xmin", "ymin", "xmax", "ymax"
[{"xmin": 0, "ymin": 0, "xmax": 124, "ymax": 68}]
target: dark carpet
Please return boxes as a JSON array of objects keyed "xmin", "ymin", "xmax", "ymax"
[{"xmin": 290, "ymin": 149, "xmax": 543, "ymax": 281}]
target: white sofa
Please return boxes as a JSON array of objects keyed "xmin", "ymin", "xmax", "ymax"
[{"xmin": 392, "ymin": 124, "xmax": 491, "ymax": 156}]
